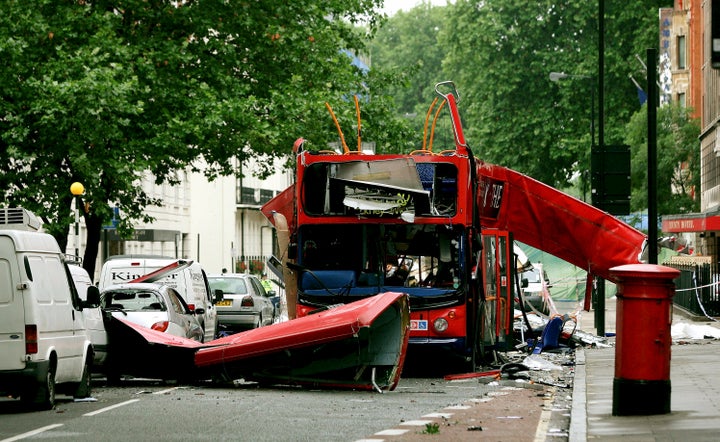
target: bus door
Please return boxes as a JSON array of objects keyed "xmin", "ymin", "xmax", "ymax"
[{"xmin": 480, "ymin": 229, "xmax": 515, "ymax": 351}]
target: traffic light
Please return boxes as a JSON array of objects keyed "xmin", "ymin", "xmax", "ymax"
[{"xmin": 591, "ymin": 145, "xmax": 631, "ymax": 215}]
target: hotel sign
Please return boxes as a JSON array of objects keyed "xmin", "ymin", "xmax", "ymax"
[{"xmin": 662, "ymin": 215, "xmax": 720, "ymax": 232}]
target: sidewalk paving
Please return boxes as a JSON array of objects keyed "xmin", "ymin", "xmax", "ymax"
[
  {"xmin": 358, "ymin": 296, "xmax": 720, "ymax": 442},
  {"xmin": 571, "ymin": 296, "xmax": 720, "ymax": 441}
]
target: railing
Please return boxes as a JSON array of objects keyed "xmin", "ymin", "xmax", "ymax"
[
  {"xmin": 664, "ymin": 256, "xmax": 720, "ymax": 318},
  {"xmin": 235, "ymin": 255, "xmax": 269, "ymax": 275}
]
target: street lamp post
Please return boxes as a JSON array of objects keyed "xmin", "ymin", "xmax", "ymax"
[{"xmin": 70, "ymin": 182, "xmax": 85, "ymax": 258}]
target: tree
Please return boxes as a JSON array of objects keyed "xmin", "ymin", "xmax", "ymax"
[
  {"xmin": 368, "ymin": 2, "xmax": 448, "ymax": 117},
  {"xmin": 365, "ymin": 3, "xmax": 458, "ymax": 153},
  {"xmin": 0, "ymin": 0, "xmax": 408, "ymax": 277},
  {"xmin": 624, "ymin": 103, "xmax": 700, "ymax": 216},
  {"xmin": 436, "ymin": 0, "xmax": 668, "ymax": 189}
]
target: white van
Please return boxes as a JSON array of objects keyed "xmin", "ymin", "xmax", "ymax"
[
  {"xmin": 98, "ymin": 256, "xmax": 219, "ymax": 342},
  {"xmin": 69, "ymin": 263, "xmax": 108, "ymax": 369},
  {"xmin": 0, "ymin": 208, "xmax": 95, "ymax": 409}
]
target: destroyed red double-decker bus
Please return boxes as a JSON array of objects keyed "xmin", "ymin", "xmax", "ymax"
[
  {"xmin": 262, "ymin": 81, "xmax": 648, "ymax": 371},
  {"xmin": 92, "ymin": 81, "xmax": 648, "ymax": 387}
]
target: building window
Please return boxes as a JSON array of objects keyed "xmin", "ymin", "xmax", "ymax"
[
  {"xmin": 677, "ymin": 92, "xmax": 686, "ymax": 107},
  {"xmin": 677, "ymin": 35, "xmax": 686, "ymax": 70}
]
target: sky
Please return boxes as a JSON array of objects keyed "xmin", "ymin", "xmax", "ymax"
[{"xmin": 380, "ymin": 0, "xmax": 451, "ymax": 16}]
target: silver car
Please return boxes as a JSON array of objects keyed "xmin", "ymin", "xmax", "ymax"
[
  {"xmin": 207, "ymin": 273, "xmax": 276, "ymax": 332},
  {"xmin": 100, "ymin": 283, "xmax": 205, "ymax": 342}
]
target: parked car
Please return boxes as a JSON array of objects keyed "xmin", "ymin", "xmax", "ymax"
[
  {"xmin": 207, "ymin": 273, "xmax": 276, "ymax": 332},
  {"xmin": 98, "ymin": 256, "xmax": 220, "ymax": 342},
  {"xmin": 100, "ymin": 283, "xmax": 205, "ymax": 342}
]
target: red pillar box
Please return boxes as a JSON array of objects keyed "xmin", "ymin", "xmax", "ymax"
[{"xmin": 609, "ymin": 264, "xmax": 680, "ymax": 416}]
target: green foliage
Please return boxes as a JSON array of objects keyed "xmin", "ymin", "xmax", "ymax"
[
  {"xmin": 0, "ymin": 0, "xmax": 410, "ymax": 275},
  {"xmin": 624, "ymin": 103, "xmax": 700, "ymax": 215},
  {"xmin": 368, "ymin": 3, "xmax": 447, "ymax": 116},
  {"xmin": 423, "ymin": 422, "xmax": 440, "ymax": 434},
  {"xmin": 0, "ymin": 0, "xmax": 683, "ymax": 277},
  {"xmin": 370, "ymin": 0, "xmax": 669, "ymax": 191},
  {"xmin": 367, "ymin": 4, "xmax": 475, "ymax": 153},
  {"xmin": 439, "ymin": 0, "xmax": 597, "ymax": 188}
]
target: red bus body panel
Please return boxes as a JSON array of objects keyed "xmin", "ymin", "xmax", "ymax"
[
  {"xmin": 478, "ymin": 163, "xmax": 646, "ymax": 282},
  {"xmin": 106, "ymin": 292, "xmax": 410, "ymax": 391}
]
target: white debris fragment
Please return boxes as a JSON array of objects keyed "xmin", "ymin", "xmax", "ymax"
[
  {"xmin": 671, "ymin": 322, "xmax": 720, "ymax": 340},
  {"xmin": 522, "ymin": 354, "xmax": 563, "ymax": 371}
]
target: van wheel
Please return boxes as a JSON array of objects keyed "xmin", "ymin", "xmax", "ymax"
[
  {"xmin": 39, "ymin": 365, "xmax": 57, "ymax": 409},
  {"xmin": 73, "ymin": 357, "xmax": 93, "ymax": 399},
  {"xmin": 22, "ymin": 365, "xmax": 56, "ymax": 410}
]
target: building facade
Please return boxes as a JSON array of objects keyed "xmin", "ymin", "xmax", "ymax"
[
  {"xmin": 661, "ymin": 0, "xmax": 720, "ymax": 265},
  {"xmin": 73, "ymin": 156, "xmax": 292, "ymax": 282}
]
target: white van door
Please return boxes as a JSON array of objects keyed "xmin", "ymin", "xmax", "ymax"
[
  {"xmin": 196, "ymin": 269, "xmax": 217, "ymax": 342},
  {"xmin": 0, "ymin": 236, "xmax": 26, "ymax": 371},
  {"xmin": 70, "ymin": 265, "xmax": 107, "ymax": 367},
  {"xmin": 25, "ymin": 254, "xmax": 85, "ymax": 383}
]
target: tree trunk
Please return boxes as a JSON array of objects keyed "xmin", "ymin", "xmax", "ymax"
[{"xmin": 83, "ymin": 211, "xmax": 104, "ymax": 279}]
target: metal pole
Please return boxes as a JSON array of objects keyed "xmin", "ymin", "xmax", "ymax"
[
  {"xmin": 648, "ymin": 48, "xmax": 658, "ymax": 264},
  {"xmin": 591, "ymin": 85, "xmax": 595, "ymax": 148},
  {"xmin": 74, "ymin": 196, "xmax": 80, "ymax": 258},
  {"xmin": 102, "ymin": 229, "xmax": 108, "ymax": 262},
  {"xmin": 595, "ymin": 0, "xmax": 606, "ymax": 338},
  {"xmin": 586, "ymin": 83, "xmax": 595, "ymax": 202}
]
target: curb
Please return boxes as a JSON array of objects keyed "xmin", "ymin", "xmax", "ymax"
[{"xmin": 569, "ymin": 347, "xmax": 587, "ymax": 441}]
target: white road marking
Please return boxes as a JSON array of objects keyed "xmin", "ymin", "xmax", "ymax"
[
  {"xmin": 399, "ymin": 419, "xmax": 434, "ymax": 426},
  {"xmin": 83, "ymin": 399, "xmax": 140, "ymax": 416},
  {"xmin": 153, "ymin": 386, "xmax": 184, "ymax": 395},
  {"xmin": 0, "ymin": 424, "xmax": 63, "ymax": 442},
  {"xmin": 423, "ymin": 412, "xmax": 453, "ymax": 418},
  {"xmin": 375, "ymin": 428, "xmax": 410, "ymax": 435},
  {"xmin": 533, "ymin": 391, "xmax": 555, "ymax": 442}
]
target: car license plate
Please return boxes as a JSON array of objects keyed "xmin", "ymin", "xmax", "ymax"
[{"xmin": 217, "ymin": 299, "xmax": 232, "ymax": 306}]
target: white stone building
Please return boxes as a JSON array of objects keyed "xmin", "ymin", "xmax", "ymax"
[{"xmin": 74, "ymin": 156, "xmax": 292, "ymax": 282}]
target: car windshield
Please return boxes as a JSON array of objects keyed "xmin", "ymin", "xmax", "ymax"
[
  {"xmin": 102, "ymin": 290, "xmax": 166, "ymax": 312},
  {"xmin": 209, "ymin": 278, "xmax": 248, "ymax": 295}
]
